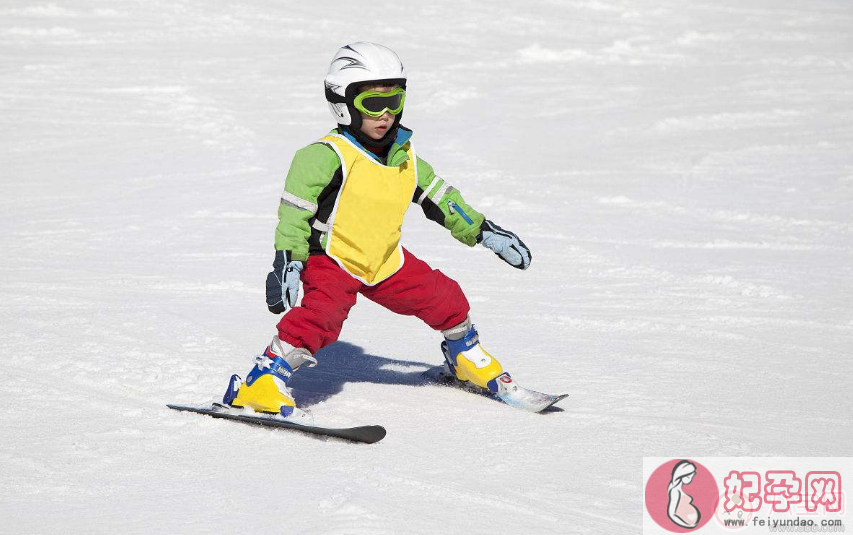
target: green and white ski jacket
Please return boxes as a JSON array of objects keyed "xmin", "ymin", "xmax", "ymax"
[{"xmin": 274, "ymin": 126, "xmax": 486, "ymax": 262}]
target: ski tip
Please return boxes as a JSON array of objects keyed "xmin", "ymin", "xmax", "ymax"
[
  {"xmin": 354, "ymin": 425, "xmax": 387, "ymax": 444},
  {"xmin": 168, "ymin": 403, "xmax": 212, "ymax": 411},
  {"xmin": 537, "ymin": 394, "xmax": 569, "ymax": 413}
]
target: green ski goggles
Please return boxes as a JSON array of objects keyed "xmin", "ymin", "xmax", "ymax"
[{"xmin": 353, "ymin": 87, "xmax": 406, "ymax": 118}]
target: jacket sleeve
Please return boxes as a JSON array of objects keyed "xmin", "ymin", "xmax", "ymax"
[
  {"xmin": 274, "ymin": 143, "xmax": 340, "ymax": 261},
  {"xmin": 412, "ymin": 155, "xmax": 485, "ymax": 247}
]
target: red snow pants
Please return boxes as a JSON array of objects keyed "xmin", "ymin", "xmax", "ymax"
[{"xmin": 276, "ymin": 248, "xmax": 470, "ymax": 355}]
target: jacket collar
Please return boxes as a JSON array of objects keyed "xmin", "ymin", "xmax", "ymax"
[{"xmin": 340, "ymin": 126, "xmax": 413, "ymax": 166}]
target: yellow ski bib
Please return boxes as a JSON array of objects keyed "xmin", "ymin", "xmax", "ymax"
[{"xmin": 319, "ymin": 134, "xmax": 418, "ymax": 285}]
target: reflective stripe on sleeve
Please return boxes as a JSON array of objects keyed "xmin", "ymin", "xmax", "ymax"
[
  {"xmin": 417, "ymin": 176, "xmax": 441, "ymax": 205},
  {"xmin": 311, "ymin": 219, "xmax": 329, "ymax": 232},
  {"xmin": 280, "ymin": 191, "xmax": 318, "ymax": 213},
  {"xmin": 430, "ymin": 182, "xmax": 452, "ymax": 205}
]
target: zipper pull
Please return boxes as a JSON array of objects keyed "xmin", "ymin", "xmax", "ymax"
[{"xmin": 447, "ymin": 200, "xmax": 474, "ymax": 225}]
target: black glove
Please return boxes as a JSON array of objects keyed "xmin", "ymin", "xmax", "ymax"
[{"xmin": 265, "ymin": 250, "xmax": 305, "ymax": 314}]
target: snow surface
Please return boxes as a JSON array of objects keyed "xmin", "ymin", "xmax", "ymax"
[{"xmin": 2, "ymin": 0, "xmax": 852, "ymax": 533}]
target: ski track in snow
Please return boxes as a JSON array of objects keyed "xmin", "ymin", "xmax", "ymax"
[{"xmin": 1, "ymin": 0, "xmax": 852, "ymax": 533}]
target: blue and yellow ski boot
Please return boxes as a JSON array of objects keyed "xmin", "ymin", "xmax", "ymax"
[
  {"xmin": 222, "ymin": 336, "xmax": 316, "ymax": 421},
  {"xmin": 440, "ymin": 317, "xmax": 508, "ymax": 394},
  {"xmin": 439, "ymin": 317, "xmax": 568, "ymax": 411}
]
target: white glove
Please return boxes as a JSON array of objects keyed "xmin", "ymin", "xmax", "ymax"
[{"xmin": 479, "ymin": 220, "xmax": 532, "ymax": 270}]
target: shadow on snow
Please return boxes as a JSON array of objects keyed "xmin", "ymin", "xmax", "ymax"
[
  {"xmin": 288, "ymin": 340, "xmax": 436, "ymax": 408},
  {"xmin": 287, "ymin": 340, "xmax": 566, "ymax": 414}
]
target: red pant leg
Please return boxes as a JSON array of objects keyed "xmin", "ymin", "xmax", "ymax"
[
  {"xmin": 276, "ymin": 254, "xmax": 362, "ymax": 354},
  {"xmin": 361, "ymin": 248, "xmax": 470, "ymax": 331}
]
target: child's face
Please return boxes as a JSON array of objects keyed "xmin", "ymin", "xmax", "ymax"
[{"xmin": 357, "ymin": 84, "xmax": 399, "ymax": 141}]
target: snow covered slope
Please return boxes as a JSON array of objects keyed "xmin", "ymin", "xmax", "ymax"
[{"xmin": 1, "ymin": 0, "xmax": 851, "ymax": 533}]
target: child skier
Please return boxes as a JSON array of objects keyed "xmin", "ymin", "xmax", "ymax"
[{"xmin": 223, "ymin": 42, "xmax": 539, "ymax": 420}]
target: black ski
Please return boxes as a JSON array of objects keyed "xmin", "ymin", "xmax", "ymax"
[{"xmin": 167, "ymin": 403, "xmax": 386, "ymax": 444}]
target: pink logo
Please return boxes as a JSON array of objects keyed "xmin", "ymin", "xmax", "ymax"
[
  {"xmin": 805, "ymin": 471, "xmax": 842, "ymax": 513},
  {"xmin": 713, "ymin": 471, "xmax": 760, "ymax": 530},
  {"xmin": 645, "ymin": 459, "xmax": 719, "ymax": 532},
  {"xmin": 765, "ymin": 470, "xmax": 803, "ymax": 512}
]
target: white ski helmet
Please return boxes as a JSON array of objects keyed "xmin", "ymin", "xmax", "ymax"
[{"xmin": 324, "ymin": 42, "xmax": 407, "ymax": 127}]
